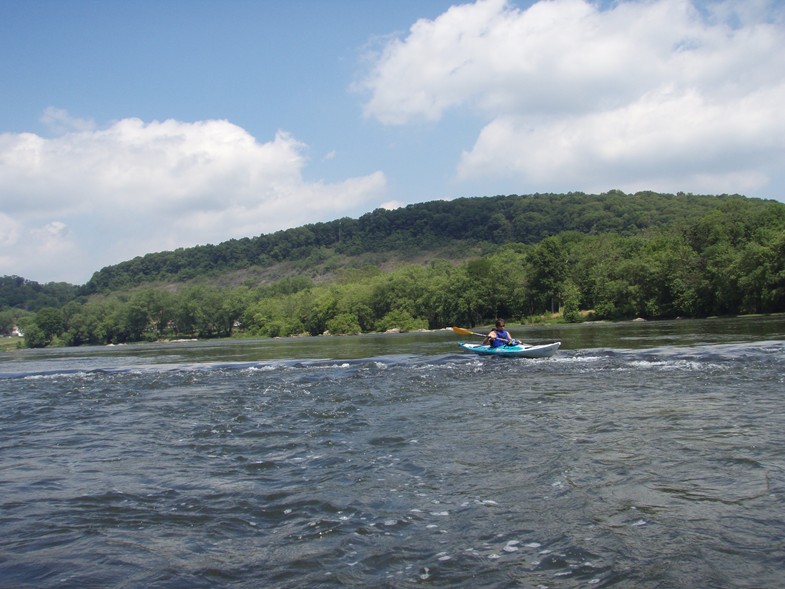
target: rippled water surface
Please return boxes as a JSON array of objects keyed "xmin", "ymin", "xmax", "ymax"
[{"xmin": 1, "ymin": 317, "xmax": 784, "ymax": 588}]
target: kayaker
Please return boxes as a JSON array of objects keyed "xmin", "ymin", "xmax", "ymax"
[{"xmin": 483, "ymin": 319, "xmax": 513, "ymax": 348}]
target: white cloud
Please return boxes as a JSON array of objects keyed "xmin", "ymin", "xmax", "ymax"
[
  {"xmin": 0, "ymin": 212, "xmax": 19, "ymax": 247},
  {"xmin": 360, "ymin": 0, "xmax": 785, "ymax": 197},
  {"xmin": 29, "ymin": 221, "xmax": 78, "ymax": 262},
  {"xmin": 459, "ymin": 82, "xmax": 785, "ymax": 193},
  {"xmin": 0, "ymin": 116, "xmax": 386, "ymax": 283},
  {"xmin": 40, "ymin": 107, "xmax": 96, "ymax": 134}
]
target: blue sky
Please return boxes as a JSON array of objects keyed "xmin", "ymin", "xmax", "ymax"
[{"xmin": 2, "ymin": 0, "xmax": 784, "ymax": 284}]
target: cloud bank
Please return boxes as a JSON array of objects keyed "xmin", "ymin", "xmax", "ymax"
[
  {"xmin": 3, "ymin": 0, "xmax": 784, "ymax": 285},
  {"xmin": 0, "ymin": 118, "xmax": 386, "ymax": 283},
  {"xmin": 360, "ymin": 0, "xmax": 785, "ymax": 195}
]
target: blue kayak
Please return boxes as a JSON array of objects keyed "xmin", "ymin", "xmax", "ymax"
[{"xmin": 459, "ymin": 341, "xmax": 561, "ymax": 358}]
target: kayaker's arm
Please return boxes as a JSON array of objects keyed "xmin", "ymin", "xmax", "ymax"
[{"xmin": 482, "ymin": 329, "xmax": 497, "ymax": 345}]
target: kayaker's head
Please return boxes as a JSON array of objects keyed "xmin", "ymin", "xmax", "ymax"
[{"xmin": 495, "ymin": 319, "xmax": 505, "ymax": 330}]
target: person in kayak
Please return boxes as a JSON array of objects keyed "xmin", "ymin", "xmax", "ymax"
[{"xmin": 483, "ymin": 319, "xmax": 513, "ymax": 348}]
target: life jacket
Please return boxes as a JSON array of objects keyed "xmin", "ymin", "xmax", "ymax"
[{"xmin": 490, "ymin": 329, "xmax": 510, "ymax": 347}]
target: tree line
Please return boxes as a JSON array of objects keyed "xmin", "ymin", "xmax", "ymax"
[{"xmin": 14, "ymin": 194, "xmax": 785, "ymax": 348}]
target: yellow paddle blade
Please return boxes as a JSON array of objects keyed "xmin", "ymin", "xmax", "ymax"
[
  {"xmin": 452, "ymin": 326, "xmax": 485, "ymax": 337},
  {"xmin": 451, "ymin": 326, "xmax": 474, "ymax": 335}
]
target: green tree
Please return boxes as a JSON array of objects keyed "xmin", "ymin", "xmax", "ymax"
[
  {"xmin": 172, "ymin": 286, "xmax": 228, "ymax": 338},
  {"xmin": 418, "ymin": 261, "xmax": 471, "ymax": 328},
  {"xmin": 486, "ymin": 246, "xmax": 528, "ymax": 320},
  {"xmin": 730, "ymin": 228, "xmax": 785, "ymax": 314},
  {"xmin": 527, "ymin": 236, "xmax": 569, "ymax": 314},
  {"xmin": 299, "ymin": 288, "xmax": 337, "ymax": 336},
  {"xmin": 333, "ymin": 282, "xmax": 375, "ymax": 332},
  {"xmin": 369, "ymin": 266, "xmax": 428, "ymax": 322},
  {"xmin": 376, "ymin": 309, "xmax": 427, "ymax": 332},
  {"xmin": 220, "ymin": 286, "xmax": 256, "ymax": 335},
  {"xmin": 23, "ymin": 322, "xmax": 48, "ymax": 348},
  {"xmin": 33, "ymin": 307, "xmax": 64, "ymax": 344},
  {"xmin": 117, "ymin": 301, "xmax": 151, "ymax": 342},
  {"xmin": 461, "ymin": 258, "xmax": 498, "ymax": 325},
  {"xmin": 326, "ymin": 312, "xmax": 362, "ymax": 335},
  {"xmin": 129, "ymin": 289, "xmax": 177, "ymax": 338},
  {"xmin": 0, "ymin": 309, "xmax": 16, "ymax": 335},
  {"xmin": 561, "ymin": 280, "xmax": 582, "ymax": 322},
  {"xmin": 61, "ymin": 301, "xmax": 102, "ymax": 346}
]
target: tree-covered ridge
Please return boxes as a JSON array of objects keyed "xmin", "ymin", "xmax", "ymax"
[
  {"xmin": 82, "ymin": 191, "xmax": 755, "ymax": 292},
  {"xmin": 0, "ymin": 276, "xmax": 80, "ymax": 311},
  {"xmin": 13, "ymin": 192, "xmax": 785, "ymax": 348},
  {"xmin": 0, "ymin": 277, "xmax": 80, "ymax": 337},
  {"xmin": 5, "ymin": 191, "xmax": 785, "ymax": 347}
]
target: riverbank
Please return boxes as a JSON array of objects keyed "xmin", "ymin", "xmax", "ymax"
[{"xmin": 0, "ymin": 337, "xmax": 22, "ymax": 352}]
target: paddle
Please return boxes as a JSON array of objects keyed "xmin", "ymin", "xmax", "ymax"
[
  {"xmin": 451, "ymin": 326, "xmax": 487, "ymax": 338},
  {"xmin": 452, "ymin": 326, "xmax": 523, "ymax": 347}
]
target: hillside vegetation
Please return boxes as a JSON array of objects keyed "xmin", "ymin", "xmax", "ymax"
[
  {"xmin": 3, "ymin": 191, "xmax": 785, "ymax": 348},
  {"xmin": 82, "ymin": 190, "xmax": 731, "ymax": 292}
]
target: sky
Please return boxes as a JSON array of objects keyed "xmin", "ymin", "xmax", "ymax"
[{"xmin": 1, "ymin": 0, "xmax": 784, "ymax": 285}]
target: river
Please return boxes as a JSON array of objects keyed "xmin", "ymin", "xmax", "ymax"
[{"xmin": 1, "ymin": 316, "xmax": 784, "ymax": 588}]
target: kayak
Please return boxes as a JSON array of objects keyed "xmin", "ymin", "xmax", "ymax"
[{"xmin": 459, "ymin": 341, "xmax": 561, "ymax": 358}]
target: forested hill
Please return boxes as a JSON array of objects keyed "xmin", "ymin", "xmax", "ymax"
[
  {"xmin": 5, "ymin": 190, "xmax": 785, "ymax": 346},
  {"xmin": 83, "ymin": 191, "xmax": 773, "ymax": 293}
]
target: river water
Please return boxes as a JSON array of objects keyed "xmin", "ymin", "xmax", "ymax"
[{"xmin": 1, "ymin": 316, "xmax": 784, "ymax": 588}]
